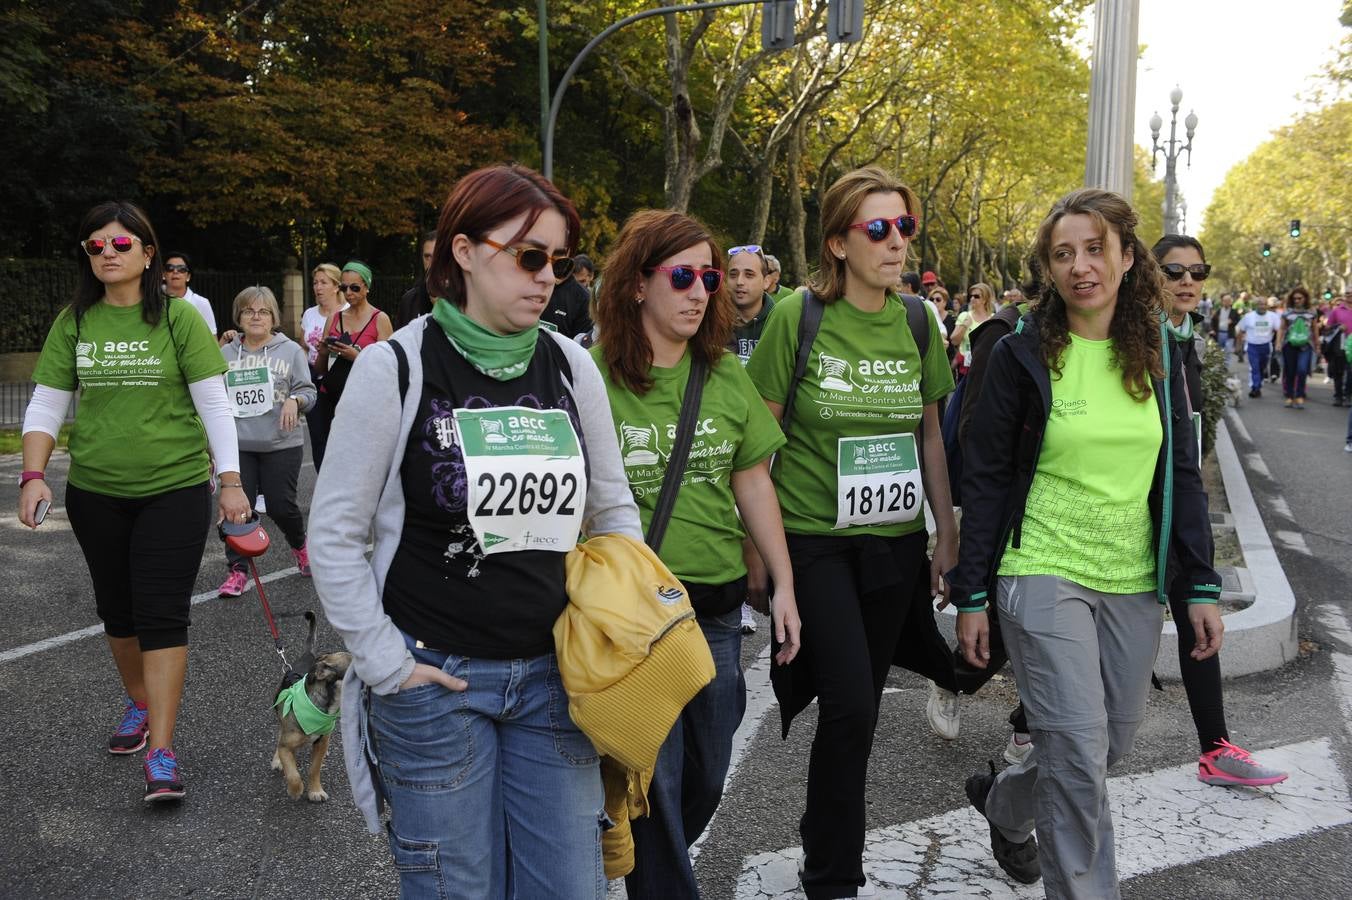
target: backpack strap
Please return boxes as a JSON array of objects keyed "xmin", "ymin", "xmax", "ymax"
[
  {"xmin": 898, "ymin": 293, "xmax": 931, "ymax": 359},
  {"xmin": 644, "ymin": 355, "xmax": 709, "ymax": 554},
  {"xmin": 780, "ymin": 289, "xmax": 825, "ymax": 440},
  {"xmin": 391, "ymin": 339, "xmax": 410, "ymax": 401}
]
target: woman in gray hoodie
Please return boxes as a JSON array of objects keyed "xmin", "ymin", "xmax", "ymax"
[{"xmin": 216, "ymin": 286, "xmax": 317, "ymax": 595}]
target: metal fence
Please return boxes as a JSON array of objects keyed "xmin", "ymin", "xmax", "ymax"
[
  {"xmin": 0, "ymin": 382, "xmax": 78, "ymax": 427},
  {"xmin": 0, "ymin": 260, "xmax": 410, "ymax": 352}
]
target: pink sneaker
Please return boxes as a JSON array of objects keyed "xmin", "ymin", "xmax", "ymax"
[
  {"xmin": 1198, "ymin": 739, "xmax": 1289, "ymax": 787},
  {"xmin": 218, "ymin": 569, "xmax": 249, "ymax": 598},
  {"xmin": 293, "ymin": 543, "xmax": 311, "ymax": 577}
]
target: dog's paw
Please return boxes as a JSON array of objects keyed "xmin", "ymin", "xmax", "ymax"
[
  {"xmin": 306, "ymin": 788, "xmax": 329, "ymax": 803},
  {"xmin": 270, "ymin": 752, "xmax": 282, "ymax": 772},
  {"xmin": 286, "ymin": 779, "xmax": 304, "ymax": 800}
]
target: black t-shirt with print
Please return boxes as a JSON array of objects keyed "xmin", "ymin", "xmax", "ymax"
[{"xmin": 381, "ymin": 323, "xmax": 584, "ymax": 659}]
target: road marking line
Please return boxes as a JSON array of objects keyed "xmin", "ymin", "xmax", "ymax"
[
  {"xmin": 0, "ymin": 564, "xmax": 302, "ymax": 665},
  {"xmin": 1224, "ymin": 408, "xmax": 1252, "ymax": 443},
  {"xmin": 735, "ymin": 738, "xmax": 1351, "ymax": 899},
  {"xmin": 1274, "ymin": 529, "xmax": 1313, "ymax": 556},
  {"xmin": 1245, "ymin": 452, "xmax": 1271, "ymax": 477}
]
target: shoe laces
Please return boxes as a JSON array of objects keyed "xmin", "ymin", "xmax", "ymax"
[
  {"xmin": 116, "ymin": 700, "xmax": 148, "ymax": 736},
  {"xmin": 145, "ymin": 748, "xmax": 178, "ymax": 781},
  {"xmin": 1208, "ymin": 738, "xmax": 1255, "ymax": 763}
]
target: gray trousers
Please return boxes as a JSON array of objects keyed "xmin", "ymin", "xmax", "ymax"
[{"xmin": 984, "ymin": 575, "xmax": 1162, "ymax": 900}]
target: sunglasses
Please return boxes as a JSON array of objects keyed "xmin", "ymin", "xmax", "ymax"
[
  {"xmin": 164, "ymin": 264, "xmax": 190, "ymax": 273},
  {"xmin": 80, "ymin": 235, "xmax": 142, "ymax": 256},
  {"xmin": 848, "ymin": 215, "xmax": 919, "ymax": 242},
  {"xmin": 728, "ymin": 244, "xmax": 763, "ymax": 256},
  {"xmin": 645, "ymin": 265, "xmax": 723, "ymax": 293},
  {"xmin": 339, "ymin": 283, "xmax": 366, "ymax": 294},
  {"xmin": 482, "ymin": 237, "xmax": 575, "ymax": 280},
  {"xmin": 1160, "ymin": 263, "xmax": 1212, "ymax": 282}
]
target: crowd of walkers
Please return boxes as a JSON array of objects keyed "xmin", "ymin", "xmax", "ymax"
[{"xmin": 18, "ymin": 163, "xmax": 1307, "ymax": 899}]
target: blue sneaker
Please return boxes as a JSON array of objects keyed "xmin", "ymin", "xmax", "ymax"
[
  {"xmin": 144, "ymin": 748, "xmax": 185, "ymax": 802},
  {"xmin": 108, "ymin": 696, "xmax": 148, "ymax": 755}
]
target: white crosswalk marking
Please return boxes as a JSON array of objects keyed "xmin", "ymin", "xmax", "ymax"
[{"xmin": 735, "ymin": 739, "xmax": 1351, "ymax": 899}]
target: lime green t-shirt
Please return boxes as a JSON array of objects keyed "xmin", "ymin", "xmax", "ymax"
[
  {"xmin": 32, "ymin": 299, "xmax": 229, "ymax": 498},
  {"xmin": 999, "ymin": 333, "xmax": 1162, "ymax": 593},
  {"xmin": 745, "ymin": 291, "xmax": 954, "ymax": 537},
  {"xmin": 592, "ymin": 346, "xmax": 785, "ymax": 585}
]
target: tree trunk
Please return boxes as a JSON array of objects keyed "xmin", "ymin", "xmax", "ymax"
[
  {"xmin": 786, "ymin": 117, "xmax": 808, "ymax": 287},
  {"xmin": 749, "ymin": 143, "xmax": 781, "ymax": 244}
]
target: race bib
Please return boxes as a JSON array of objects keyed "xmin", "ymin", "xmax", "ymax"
[
  {"xmin": 834, "ymin": 432, "xmax": 923, "ymax": 528},
  {"xmin": 226, "ymin": 365, "xmax": 275, "ymax": 419},
  {"xmin": 453, "ymin": 406, "xmax": 587, "ymax": 555}
]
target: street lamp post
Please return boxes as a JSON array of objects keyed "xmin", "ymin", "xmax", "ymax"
[{"xmin": 1149, "ymin": 86, "xmax": 1198, "ymax": 235}]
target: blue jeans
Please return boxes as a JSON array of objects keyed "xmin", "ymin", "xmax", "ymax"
[
  {"xmin": 1217, "ymin": 332, "xmax": 1232, "ymax": 355},
  {"xmin": 1281, "ymin": 343, "xmax": 1312, "ymax": 398},
  {"xmin": 1246, "ymin": 343, "xmax": 1271, "ymax": 391},
  {"xmin": 625, "ymin": 606, "xmax": 746, "ymax": 898},
  {"xmin": 368, "ymin": 649, "xmax": 605, "ymax": 900}
]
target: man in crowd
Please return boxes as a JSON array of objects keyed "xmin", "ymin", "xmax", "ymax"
[
  {"xmin": 727, "ymin": 245, "xmax": 776, "ymax": 365},
  {"xmin": 1324, "ymin": 291, "xmax": 1352, "ymax": 407},
  {"xmin": 764, "ymin": 254, "xmax": 796, "ymax": 301},
  {"xmin": 1237, "ymin": 295, "xmax": 1282, "ymax": 398},
  {"xmin": 395, "ymin": 231, "xmax": 436, "ymax": 328},
  {"xmin": 543, "ymin": 253, "xmax": 593, "ymax": 339}
]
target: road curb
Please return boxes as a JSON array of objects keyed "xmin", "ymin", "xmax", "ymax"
[
  {"xmin": 935, "ymin": 416, "xmax": 1299, "ymax": 679},
  {"xmin": 1154, "ymin": 416, "xmax": 1299, "ymax": 679}
]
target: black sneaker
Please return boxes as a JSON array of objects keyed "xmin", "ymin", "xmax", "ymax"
[
  {"xmin": 965, "ymin": 761, "xmax": 1041, "ymax": 885},
  {"xmin": 144, "ymin": 747, "xmax": 185, "ymax": 802}
]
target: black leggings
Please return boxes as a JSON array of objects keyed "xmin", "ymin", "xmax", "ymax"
[
  {"xmin": 226, "ymin": 446, "xmax": 306, "ymax": 570},
  {"xmin": 66, "ymin": 482, "xmax": 212, "ymax": 651},
  {"xmin": 1168, "ymin": 577, "xmax": 1228, "ymax": 751}
]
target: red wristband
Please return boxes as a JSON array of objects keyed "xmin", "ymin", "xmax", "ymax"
[{"xmin": 20, "ymin": 471, "xmax": 45, "ymax": 487}]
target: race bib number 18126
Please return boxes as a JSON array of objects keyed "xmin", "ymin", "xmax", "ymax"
[{"xmin": 834, "ymin": 432, "xmax": 923, "ymax": 529}]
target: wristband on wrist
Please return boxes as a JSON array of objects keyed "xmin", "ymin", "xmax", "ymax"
[
  {"xmin": 219, "ymin": 482, "xmax": 244, "ymax": 490},
  {"xmin": 20, "ymin": 471, "xmax": 45, "ymax": 487}
]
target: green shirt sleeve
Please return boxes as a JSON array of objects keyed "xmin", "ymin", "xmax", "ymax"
[
  {"xmin": 745, "ymin": 292, "xmax": 803, "ymax": 405},
  {"xmin": 169, "ymin": 299, "xmax": 228, "ymax": 382},
  {"xmin": 729, "ymin": 357, "xmax": 785, "ymax": 470},
  {"xmin": 918, "ymin": 310, "xmax": 955, "ymax": 405},
  {"xmin": 31, "ymin": 308, "xmax": 78, "ymax": 391}
]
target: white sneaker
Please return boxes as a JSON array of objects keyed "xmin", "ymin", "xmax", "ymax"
[
  {"xmin": 1003, "ymin": 731, "xmax": 1034, "ymax": 765},
  {"xmin": 926, "ymin": 683, "xmax": 961, "ymax": 740},
  {"xmin": 255, "ymin": 493, "xmax": 267, "ymax": 514},
  {"xmin": 739, "ymin": 602, "xmax": 757, "ymax": 635},
  {"xmin": 1345, "ymin": 442, "xmax": 1352, "ymax": 453}
]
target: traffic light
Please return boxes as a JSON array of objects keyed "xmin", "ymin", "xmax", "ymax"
[
  {"xmin": 761, "ymin": 0, "xmax": 795, "ymax": 50},
  {"xmin": 1261, "ymin": 243, "xmax": 1272, "ymax": 257},
  {"xmin": 1325, "ymin": 288, "xmax": 1336, "ymax": 301},
  {"xmin": 828, "ymin": 0, "xmax": 865, "ymax": 43},
  {"xmin": 1289, "ymin": 219, "xmax": 1301, "ymax": 238}
]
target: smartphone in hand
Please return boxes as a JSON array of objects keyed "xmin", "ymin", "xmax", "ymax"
[{"xmin": 34, "ymin": 499, "xmax": 50, "ymax": 526}]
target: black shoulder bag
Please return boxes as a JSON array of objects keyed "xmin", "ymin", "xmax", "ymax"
[{"xmin": 644, "ymin": 356, "xmax": 709, "ymax": 554}]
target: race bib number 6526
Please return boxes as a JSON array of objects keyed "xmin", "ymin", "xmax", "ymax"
[
  {"xmin": 452, "ymin": 406, "xmax": 587, "ymax": 555},
  {"xmin": 834, "ymin": 432, "xmax": 923, "ymax": 529}
]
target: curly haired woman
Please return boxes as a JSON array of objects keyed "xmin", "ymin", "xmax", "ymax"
[{"xmin": 949, "ymin": 189, "xmax": 1223, "ymax": 897}]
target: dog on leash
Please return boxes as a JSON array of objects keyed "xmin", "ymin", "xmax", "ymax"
[{"xmin": 271, "ymin": 612, "xmax": 351, "ymax": 802}]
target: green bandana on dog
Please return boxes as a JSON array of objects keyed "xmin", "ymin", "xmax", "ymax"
[
  {"xmin": 274, "ymin": 678, "xmax": 339, "ymax": 736},
  {"xmin": 433, "ymin": 297, "xmax": 538, "ymax": 381}
]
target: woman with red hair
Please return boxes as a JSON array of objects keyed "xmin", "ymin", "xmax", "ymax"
[
  {"xmin": 310, "ymin": 164, "xmax": 641, "ymax": 898},
  {"xmin": 592, "ymin": 209, "xmax": 801, "ymax": 896}
]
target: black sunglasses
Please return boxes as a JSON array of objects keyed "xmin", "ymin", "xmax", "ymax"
[
  {"xmin": 80, "ymin": 235, "xmax": 142, "ymax": 256},
  {"xmin": 646, "ymin": 265, "xmax": 723, "ymax": 293},
  {"xmin": 1160, "ymin": 263, "xmax": 1211, "ymax": 282},
  {"xmin": 482, "ymin": 237, "xmax": 575, "ymax": 280},
  {"xmin": 164, "ymin": 264, "xmax": 190, "ymax": 273},
  {"xmin": 848, "ymin": 215, "xmax": 919, "ymax": 242},
  {"xmin": 340, "ymin": 283, "xmax": 366, "ymax": 293}
]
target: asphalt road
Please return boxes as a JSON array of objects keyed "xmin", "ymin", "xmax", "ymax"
[{"xmin": 1, "ymin": 355, "xmax": 1349, "ymax": 899}]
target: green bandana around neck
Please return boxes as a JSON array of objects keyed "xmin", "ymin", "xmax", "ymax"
[
  {"xmin": 342, "ymin": 261, "xmax": 373, "ymax": 288},
  {"xmin": 432, "ymin": 298, "xmax": 538, "ymax": 381},
  {"xmin": 273, "ymin": 677, "xmax": 339, "ymax": 736},
  {"xmin": 1166, "ymin": 313, "xmax": 1194, "ymax": 341}
]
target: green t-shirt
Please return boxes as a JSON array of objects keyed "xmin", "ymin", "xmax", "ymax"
[
  {"xmin": 745, "ymin": 291, "xmax": 954, "ymax": 537},
  {"xmin": 592, "ymin": 346, "xmax": 784, "ymax": 585},
  {"xmin": 32, "ymin": 299, "xmax": 228, "ymax": 498},
  {"xmin": 999, "ymin": 333, "xmax": 1162, "ymax": 593}
]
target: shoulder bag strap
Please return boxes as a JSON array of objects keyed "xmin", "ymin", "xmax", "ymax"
[
  {"xmin": 644, "ymin": 355, "xmax": 709, "ymax": 554},
  {"xmin": 781, "ymin": 289, "xmax": 824, "ymax": 441}
]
